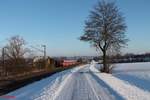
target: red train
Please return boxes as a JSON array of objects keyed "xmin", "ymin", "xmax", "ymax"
[
  {"xmin": 54, "ymin": 59, "xmax": 78, "ymax": 67},
  {"xmin": 62, "ymin": 60, "xmax": 77, "ymax": 67}
]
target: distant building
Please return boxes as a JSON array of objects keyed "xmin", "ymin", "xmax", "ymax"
[{"xmin": 33, "ymin": 56, "xmax": 56, "ymax": 68}]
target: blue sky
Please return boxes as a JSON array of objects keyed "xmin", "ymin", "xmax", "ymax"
[{"xmin": 0, "ymin": 0, "xmax": 150, "ymax": 56}]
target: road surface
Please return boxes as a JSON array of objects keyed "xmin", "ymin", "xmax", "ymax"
[{"xmin": 52, "ymin": 66, "xmax": 114, "ymax": 100}]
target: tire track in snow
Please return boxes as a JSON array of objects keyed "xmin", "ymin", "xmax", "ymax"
[
  {"xmin": 55, "ymin": 66, "xmax": 114, "ymax": 100},
  {"xmin": 85, "ymin": 72, "xmax": 115, "ymax": 100}
]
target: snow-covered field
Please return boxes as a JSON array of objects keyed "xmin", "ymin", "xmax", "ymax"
[
  {"xmin": 112, "ymin": 62, "xmax": 150, "ymax": 92},
  {"xmin": 91, "ymin": 62, "xmax": 150, "ymax": 100},
  {"xmin": 1, "ymin": 62, "xmax": 150, "ymax": 100}
]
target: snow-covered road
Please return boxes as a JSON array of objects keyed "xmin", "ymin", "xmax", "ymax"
[
  {"xmin": 2, "ymin": 63, "xmax": 150, "ymax": 100},
  {"xmin": 55, "ymin": 66, "xmax": 114, "ymax": 100}
]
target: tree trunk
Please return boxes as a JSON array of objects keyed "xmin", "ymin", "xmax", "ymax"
[{"xmin": 102, "ymin": 50, "xmax": 109, "ymax": 73}]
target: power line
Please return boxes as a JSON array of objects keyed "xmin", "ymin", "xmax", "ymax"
[{"xmin": 30, "ymin": 45, "xmax": 44, "ymax": 53}]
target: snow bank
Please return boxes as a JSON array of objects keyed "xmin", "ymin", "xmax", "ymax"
[
  {"xmin": 97, "ymin": 73, "xmax": 150, "ymax": 100},
  {"xmin": 89, "ymin": 60, "xmax": 101, "ymax": 72}
]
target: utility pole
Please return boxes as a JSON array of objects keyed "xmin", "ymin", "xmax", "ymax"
[
  {"xmin": 2, "ymin": 47, "xmax": 5, "ymax": 76},
  {"xmin": 41, "ymin": 45, "xmax": 46, "ymax": 68}
]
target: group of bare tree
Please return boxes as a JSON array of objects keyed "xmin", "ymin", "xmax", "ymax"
[
  {"xmin": 80, "ymin": 1, "xmax": 128, "ymax": 73},
  {"xmin": 5, "ymin": 36, "xmax": 29, "ymax": 66},
  {"xmin": 0, "ymin": 36, "xmax": 31, "ymax": 76},
  {"xmin": 110, "ymin": 53, "xmax": 150, "ymax": 63},
  {"xmin": 0, "ymin": 36, "xmax": 48, "ymax": 77}
]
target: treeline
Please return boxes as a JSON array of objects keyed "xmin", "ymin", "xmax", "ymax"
[
  {"xmin": 111, "ymin": 53, "xmax": 150, "ymax": 63},
  {"xmin": 93, "ymin": 53, "xmax": 150, "ymax": 63}
]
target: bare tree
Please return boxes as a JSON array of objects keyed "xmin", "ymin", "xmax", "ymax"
[
  {"xmin": 80, "ymin": 1, "xmax": 128, "ymax": 73},
  {"xmin": 5, "ymin": 35, "xmax": 29, "ymax": 67}
]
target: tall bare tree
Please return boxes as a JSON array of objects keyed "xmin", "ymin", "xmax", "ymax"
[
  {"xmin": 80, "ymin": 1, "xmax": 128, "ymax": 73},
  {"xmin": 5, "ymin": 35, "xmax": 29, "ymax": 67}
]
